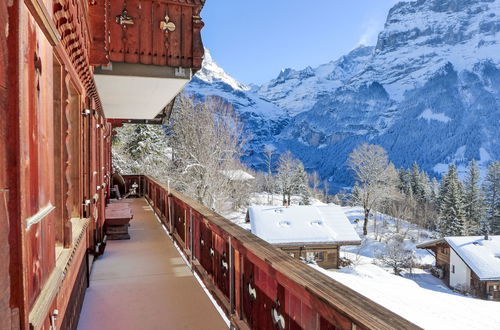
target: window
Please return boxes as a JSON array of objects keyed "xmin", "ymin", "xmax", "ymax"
[
  {"xmin": 306, "ymin": 251, "xmax": 324, "ymax": 262},
  {"xmin": 452, "ymin": 265, "xmax": 455, "ymax": 274}
]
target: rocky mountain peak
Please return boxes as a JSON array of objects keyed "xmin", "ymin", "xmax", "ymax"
[{"xmin": 194, "ymin": 48, "xmax": 251, "ymax": 92}]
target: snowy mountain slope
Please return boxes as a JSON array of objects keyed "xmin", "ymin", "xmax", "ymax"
[
  {"xmin": 257, "ymin": 46, "xmax": 374, "ymax": 116},
  {"xmin": 185, "ymin": 0, "xmax": 500, "ymax": 190},
  {"xmin": 185, "ymin": 50, "xmax": 290, "ymax": 153}
]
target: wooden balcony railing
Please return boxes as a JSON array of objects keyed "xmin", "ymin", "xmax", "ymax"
[{"xmin": 122, "ymin": 175, "xmax": 421, "ymax": 330}]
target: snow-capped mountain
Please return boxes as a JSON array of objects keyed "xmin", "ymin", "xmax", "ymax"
[
  {"xmin": 185, "ymin": 50, "xmax": 289, "ymax": 150},
  {"xmin": 258, "ymin": 46, "xmax": 374, "ymax": 116},
  {"xmin": 186, "ymin": 0, "xmax": 500, "ymax": 191}
]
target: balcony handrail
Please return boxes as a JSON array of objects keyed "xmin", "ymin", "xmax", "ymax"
[{"xmin": 125, "ymin": 174, "xmax": 420, "ymax": 330}]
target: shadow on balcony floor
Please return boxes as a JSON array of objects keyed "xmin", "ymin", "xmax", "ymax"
[{"xmin": 77, "ymin": 198, "xmax": 227, "ymax": 330}]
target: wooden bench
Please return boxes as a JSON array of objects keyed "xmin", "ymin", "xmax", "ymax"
[{"xmin": 105, "ymin": 203, "xmax": 133, "ymax": 240}]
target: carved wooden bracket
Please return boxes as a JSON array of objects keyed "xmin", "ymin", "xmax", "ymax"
[
  {"xmin": 115, "ymin": 9, "xmax": 134, "ymax": 27},
  {"xmin": 160, "ymin": 14, "xmax": 176, "ymax": 33}
]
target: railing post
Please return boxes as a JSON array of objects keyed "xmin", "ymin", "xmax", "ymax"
[
  {"xmin": 189, "ymin": 208, "xmax": 194, "ymax": 267},
  {"xmin": 168, "ymin": 195, "xmax": 173, "ymax": 235},
  {"xmin": 229, "ymin": 237, "xmax": 235, "ymax": 315}
]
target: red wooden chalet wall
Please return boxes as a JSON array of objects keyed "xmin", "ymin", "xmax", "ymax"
[
  {"xmin": 1, "ymin": 1, "xmax": 13, "ymax": 328},
  {"xmin": 3, "ymin": 0, "xmax": 111, "ymax": 329}
]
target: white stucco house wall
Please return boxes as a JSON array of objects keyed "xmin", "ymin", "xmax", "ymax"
[{"xmin": 449, "ymin": 248, "xmax": 471, "ymax": 290}]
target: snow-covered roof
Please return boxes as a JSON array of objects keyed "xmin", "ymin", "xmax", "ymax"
[
  {"xmin": 249, "ymin": 205, "xmax": 361, "ymax": 245},
  {"xmin": 221, "ymin": 170, "xmax": 255, "ymax": 181},
  {"xmin": 418, "ymin": 236, "xmax": 500, "ymax": 281}
]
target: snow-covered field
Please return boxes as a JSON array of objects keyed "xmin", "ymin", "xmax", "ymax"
[
  {"xmin": 223, "ymin": 193, "xmax": 500, "ymax": 329},
  {"xmin": 312, "ymin": 264, "xmax": 500, "ymax": 329}
]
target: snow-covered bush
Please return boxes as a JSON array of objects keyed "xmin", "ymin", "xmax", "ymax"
[{"xmin": 375, "ymin": 234, "xmax": 417, "ymax": 275}]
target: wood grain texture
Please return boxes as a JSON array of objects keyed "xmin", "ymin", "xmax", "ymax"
[
  {"xmin": 101, "ymin": 0, "xmax": 204, "ymax": 70},
  {"xmin": 0, "ymin": 1, "xmax": 10, "ymax": 324}
]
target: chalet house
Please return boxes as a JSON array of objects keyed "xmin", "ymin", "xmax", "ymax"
[
  {"xmin": 221, "ymin": 169, "xmax": 255, "ymax": 182},
  {"xmin": 417, "ymin": 236, "xmax": 500, "ymax": 301},
  {"xmin": 247, "ymin": 205, "xmax": 361, "ymax": 269}
]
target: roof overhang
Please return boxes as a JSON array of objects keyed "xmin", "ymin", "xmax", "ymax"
[
  {"xmin": 416, "ymin": 238, "xmax": 447, "ymax": 249},
  {"xmin": 94, "ymin": 62, "xmax": 192, "ymax": 120}
]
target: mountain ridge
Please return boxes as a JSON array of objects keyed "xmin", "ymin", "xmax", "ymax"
[{"xmin": 186, "ymin": 0, "xmax": 500, "ymax": 191}]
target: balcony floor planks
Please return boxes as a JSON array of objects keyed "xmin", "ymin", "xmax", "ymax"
[{"xmin": 77, "ymin": 198, "xmax": 227, "ymax": 330}]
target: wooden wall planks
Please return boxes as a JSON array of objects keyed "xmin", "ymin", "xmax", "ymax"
[
  {"xmin": 0, "ymin": 2, "xmax": 11, "ymax": 317},
  {"xmin": 104, "ymin": 0, "xmax": 203, "ymax": 69}
]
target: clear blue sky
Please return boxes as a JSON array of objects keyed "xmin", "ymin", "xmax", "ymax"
[{"xmin": 201, "ymin": 0, "xmax": 400, "ymax": 84}]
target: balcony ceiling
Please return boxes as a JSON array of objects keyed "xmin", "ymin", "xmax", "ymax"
[{"xmin": 94, "ymin": 62, "xmax": 191, "ymax": 120}]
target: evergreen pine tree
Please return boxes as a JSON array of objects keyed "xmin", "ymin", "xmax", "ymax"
[
  {"xmin": 123, "ymin": 124, "xmax": 169, "ymax": 175},
  {"xmin": 483, "ymin": 161, "xmax": 500, "ymax": 234},
  {"xmin": 419, "ymin": 171, "xmax": 432, "ymax": 202},
  {"xmin": 351, "ymin": 182, "xmax": 361, "ymax": 206},
  {"xmin": 463, "ymin": 159, "xmax": 484, "ymax": 235},
  {"xmin": 398, "ymin": 168, "xmax": 412, "ymax": 195},
  {"xmin": 430, "ymin": 177, "xmax": 440, "ymax": 203},
  {"xmin": 294, "ymin": 162, "xmax": 311, "ymax": 205},
  {"xmin": 438, "ymin": 165, "xmax": 465, "ymax": 236},
  {"xmin": 410, "ymin": 162, "xmax": 423, "ymax": 198}
]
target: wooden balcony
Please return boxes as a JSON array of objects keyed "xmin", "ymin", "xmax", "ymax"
[
  {"xmin": 89, "ymin": 0, "xmax": 205, "ymax": 120},
  {"xmin": 92, "ymin": 175, "xmax": 422, "ymax": 330},
  {"xmin": 78, "ymin": 198, "xmax": 226, "ymax": 329}
]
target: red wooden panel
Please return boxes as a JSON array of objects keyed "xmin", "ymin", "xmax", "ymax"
[
  {"xmin": 166, "ymin": 4, "xmax": 181, "ymax": 67},
  {"xmin": 192, "ymin": 212, "xmax": 201, "ymax": 260},
  {"xmin": 242, "ymin": 257, "xmax": 276, "ymax": 329},
  {"xmin": 199, "ymin": 220, "xmax": 213, "ymax": 276},
  {"xmin": 213, "ymin": 234, "xmax": 229, "ymax": 298},
  {"xmin": 285, "ymin": 290, "xmax": 304, "ymax": 330},
  {"xmin": 180, "ymin": 5, "xmax": 193, "ymax": 67},
  {"xmin": 139, "ymin": 0, "xmax": 153, "ymax": 64},
  {"xmin": 185, "ymin": 208, "xmax": 190, "ymax": 250},
  {"xmin": 152, "ymin": 2, "xmax": 167, "ymax": 66},
  {"xmin": 173, "ymin": 199, "xmax": 185, "ymax": 244},
  {"xmin": 108, "ymin": 0, "xmax": 125, "ymax": 62},
  {"xmin": 124, "ymin": 0, "xmax": 140, "ymax": 63},
  {"xmin": 242, "ymin": 257, "xmax": 256, "ymax": 327}
]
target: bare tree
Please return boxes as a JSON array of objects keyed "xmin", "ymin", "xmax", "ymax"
[
  {"xmin": 276, "ymin": 151, "xmax": 310, "ymax": 205},
  {"xmin": 309, "ymin": 171, "xmax": 321, "ymax": 199},
  {"xmin": 168, "ymin": 95, "xmax": 246, "ymax": 213},
  {"xmin": 376, "ymin": 234, "xmax": 417, "ymax": 276},
  {"xmin": 263, "ymin": 144, "xmax": 276, "ymax": 203},
  {"xmin": 276, "ymin": 151, "xmax": 298, "ymax": 205},
  {"xmin": 348, "ymin": 143, "xmax": 395, "ymax": 235},
  {"xmin": 323, "ymin": 179, "xmax": 330, "ymax": 203}
]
